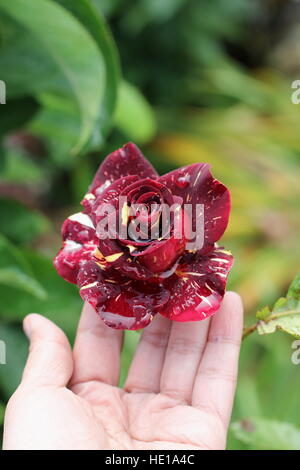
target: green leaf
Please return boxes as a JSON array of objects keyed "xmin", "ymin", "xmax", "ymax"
[
  {"xmin": 0, "ymin": 197, "xmax": 50, "ymax": 244},
  {"xmin": 114, "ymin": 81, "xmax": 157, "ymax": 144},
  {"xmin": 256, "ymin": 305, "xmax": 270, "ymax": 320},
  {"xmin": 28, "ymin": 94, "xmax": 81, "ymax": 165},
  {"xmin": 0, "ymin": 234, "xmax": 33, "ymax": 274},
  {"xmin": 288, "ymin": 272, "xmax": 300, "ymax": 300},
  {"xmin": 256, "ymin": 271, "xmax": 300, "ymax": 339},
  {"xmin": 0, "ymin": 0, "xmax": 105, "ymax": 154},
  {"xmin": 27, "ymin": 0, "xmax": 120, "ymax": 162},
  {"xmin": 0, "ymin": 267, "xmax": 47, "ymax": 300},
  {"xmin": 0, "ymin": 97, "xmax": 39, "ymax": 137},
  {"xmin": 92, "ymin": 0, "xmax": 123, "ymax": 17},
  {"xmin": 0, "ymin": 149, "xmax": 44, "ymax": 184},
  {"xmin": 54, "ymin": 0, "xmax": 120, "ymax": 146},
  {"xmin": 0, "ymin": 249, "xmax": 81, "ymax": 338},
  {"xmin": 231, "ymin": 418, "xmax": 300, "ymax": 450},
  {"xmin": 0, "ymin": 234, "xmax": 47, "ymax": 300}
]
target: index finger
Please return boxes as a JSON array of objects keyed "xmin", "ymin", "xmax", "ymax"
[{"xmin": 70, "ymin": 302, "xmax": 123, "ymax": 388}]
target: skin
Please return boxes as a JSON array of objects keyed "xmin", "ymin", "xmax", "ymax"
[{"xmin": 3, "ymin": 291, "xmax": 243, "ymax": 450}]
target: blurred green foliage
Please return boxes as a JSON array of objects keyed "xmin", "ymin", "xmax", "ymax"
[{"xmin": 0, "ymin": 0, "xmax": 300, "ymax": 449}]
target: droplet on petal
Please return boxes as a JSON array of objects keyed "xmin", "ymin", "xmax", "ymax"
[{"xmin": 175, "ymin": 173, "xmax": 190, "ymax": 189}]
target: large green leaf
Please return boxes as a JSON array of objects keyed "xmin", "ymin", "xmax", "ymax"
[
  {"xmin": 27, "ymin": 0, "xmax": 120, "ymax": 163},
  {"xmin": 231, "ymin": 418, "xmax": 300, "ymax": 450},
  {"xmin": 92, "ymin": 0, "xmax": 123, "ymax": 17},
  {"xmin": 0, "ymin": 97, "xmax": 39, "ymax": 138},
  {"xmin": 55, "ymin": 0, "xmax": 120, "ymax": 145},
  {"xmin": 28, "ymin": 94, "xmax": 81, "ymax": 165},
  {"xmin": 0, "ymin": 0, "xmax": 105, "ymax": 154},
  {"xmin": 0, "ymin": 197, "xmax": 49, "ymax": 244}
]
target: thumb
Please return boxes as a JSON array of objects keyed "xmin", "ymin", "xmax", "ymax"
[{"xmin": 21, "ymin": 314, "xmax": 73, "ymax": 388}]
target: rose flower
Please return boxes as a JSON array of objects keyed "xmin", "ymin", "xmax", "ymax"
[{"xmin": 54, "ymin": 143, "xmax": 233, "ymax": 330}]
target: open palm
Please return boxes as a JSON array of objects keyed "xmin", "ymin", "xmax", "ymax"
[{"xmin": 3, "ymin": 292, "xmax": 243, "ymax": 450}]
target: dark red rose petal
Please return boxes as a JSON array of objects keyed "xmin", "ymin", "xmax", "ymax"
[
  {"xmin": 54, "ymin": 239, "xmax": 98, "ymax": 284},
  {"xmin": 61, "ymin": 213, "xmax": 96, "ymax": 244},
  {"xmin": 85, "ymin": 142, "xmax": 157, "ymax": 199},
  {"xmin": 91, "ymin": 174, "xmax": 139, "ymax": 225},
  {"xmin": 78, "ymin": 260, "xmax": 121, "ymax": 309},
  {"xmin": 159, "ymin": 164, "xmax": 230, "ymax": 253},
  {"xmin": 96, "ymin": 239, "xmax": 153, "ymax": 280},
  {"xmin": 122, "ymin": 177, "xmax": 174, "ymax": 207},
  {"xmin": 99, "ymin": 280, "xmax": 170, "ymax": 330},
  {"xmin": 78, "ymin": 261, "xmax": 170, "ymax": 330},
  {"xmin": 131, "ymin": 225, "xmax": 186, "ymax": 273},
  {"xmin": 54, "ymin": 213, "xmax": 98, "ymax": 284},
  {"xmin": 90, "ymin": 174, "xmax": 154, "ymax": 280},
  {"xmin": 160, "ymin": 246, "xmax": 234, "ymax": 322}
]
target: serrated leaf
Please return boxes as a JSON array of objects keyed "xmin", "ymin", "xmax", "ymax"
[
  {"xmin": 288, "ymin": 272, "xmax": 300, "ymax": 300},
  {"xmin": 273, "ymin": 297, "xmax": 288, "ymax": 310},
  {"xmin": 256, "ymin": 271, "xmax": 300, "ymax": 339},
  {"xmin": 231, "ymin": 418, "xmax": 300, "ymax": 450},
  {"xmin": 257, "ymin": 316, "xmax": 300, "ymax": 338},
  {"xmin": 256, "ymin": 305, "xmax": 270, "ymax": 320}
]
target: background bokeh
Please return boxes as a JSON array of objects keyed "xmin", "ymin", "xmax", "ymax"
[{"xmin": 0, "ymin": 0, "xmax": 300, "ymax": 449}]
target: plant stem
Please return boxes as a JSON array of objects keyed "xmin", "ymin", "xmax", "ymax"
[{"xmin": 242, "ymin": 323, "xmax": 258, "ymax": 340}]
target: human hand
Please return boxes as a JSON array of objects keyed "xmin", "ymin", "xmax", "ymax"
[{"xmin": 3, "ymin": 292, "xmax": 243, "ymax": 450}]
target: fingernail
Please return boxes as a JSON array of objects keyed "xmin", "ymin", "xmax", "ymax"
[{"xmin": 23, "ymin": 317, "xmax": 32, "ymax": 339}]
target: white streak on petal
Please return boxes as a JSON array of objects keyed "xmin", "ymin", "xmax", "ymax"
[
  {"xmin": 69, "ymin": 212, "xmax": 95, "ymax": 229},
  {"xmin": 64, "ymin": 240, "xmax": 82, "ymax": 252},
  {"xmin": 210, "ymin": 258, "xmax": 230, "ymax": 263}
]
